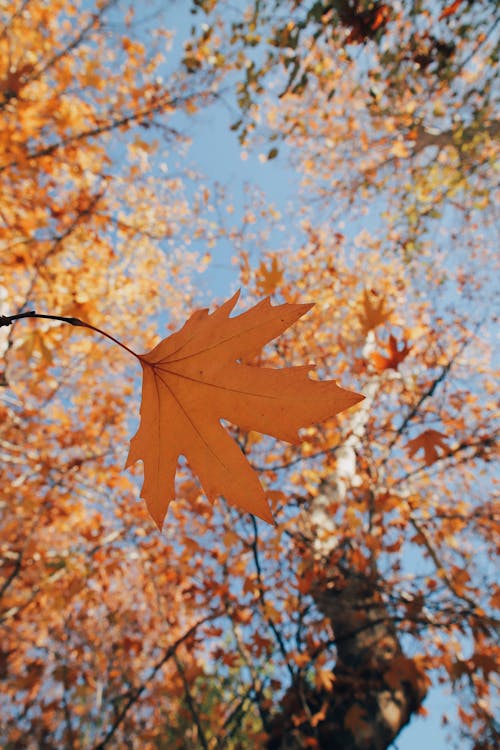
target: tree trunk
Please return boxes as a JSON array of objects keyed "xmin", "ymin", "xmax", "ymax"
[
  {"xmin": 267, "ymin": 349, "xmax": 428, "ymax": 749},
  {"xmin": 267, "ymin": 562, "xmax": 428, "ymax": 750}
]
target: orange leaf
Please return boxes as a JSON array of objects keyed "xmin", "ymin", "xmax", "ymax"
[
  {"xmin": 438, "ymin": 0, "xmax": 463, "ymax": 21},
  {"xmin": 371, "ymin": 3, "xmax": 391, "ymax": 31},
  {"xmin": 471, "ymin": 652, "xmax": 497, "ymax": 679},
  {"xmin": 370, "ymin": 334, "xmax": 411, "ymax": 371},
  {"xmin": 407, "ymin": 429, "xmax": 449, "ymax": 465},
  {"xmin": 126, "ymin": 292, "xmax": 364, "ymax": 528},
  {"xmin": 358, "ymin": 289, "xmax": 392, "ymax": 334},
  {"xmin": 384, "ymin": 656, "xmax": 429, "ymax": 694},
  {"xmin": 0, "ymin": 63, "xmax": 34, "ymax": 100},
  {"xmin": 256, "ymin": 256, "xmax": 284, "ymax": 296},
  {"xmin": 316, "ymin": 668, "xmax": 335, "ymax": 692}
]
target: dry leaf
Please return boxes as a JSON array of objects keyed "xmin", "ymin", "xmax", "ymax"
[
  {"xmin": 438, "ymin": 0, "xmax": 463, "ymax": 21},
  {"xmin": 126, "ymin": 292, "xmax": 364, "ymax": 528},
  {"xmin": 0, "ymin": 63, "xmax": 34, "ymax": 100},
  {"xmin": 371, "ymin": 334, "xmax": 411, "ymax": 371},
  {"xmin": 358, "ymin": 289, "xmax": 392, "ymax": 334},
  {"xmin": 407, "ymin": 429, "xmax": 449, "ymax": 465},
  {"xmin": 256, "ymin": 256, "xmax": 284, "ymax": 296},
  {"xmin": 384, "ymin": 656, "xmax": 429, "ymax": 695}
]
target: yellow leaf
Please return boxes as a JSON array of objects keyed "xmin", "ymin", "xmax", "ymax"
[{"xmin": 391, "ymin": 140, "xmax": 410, "ymax": 158}]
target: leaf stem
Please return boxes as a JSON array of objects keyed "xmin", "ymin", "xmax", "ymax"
[{"xmin": 0, "ymin": 311, "xmax": 141, "ymax": 361}]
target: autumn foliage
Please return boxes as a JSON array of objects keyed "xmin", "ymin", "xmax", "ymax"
[
  {"xmin": 125, "ymin": 292, "xmax": 362, "ymax": 527},
  {"xmin": 1, "ymin": 1, "xmax": 499, "ymax": 749}
]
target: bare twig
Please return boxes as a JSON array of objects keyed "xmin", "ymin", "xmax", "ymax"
[
  {"xmin": 0, "ymin": 311, "xmax": 140, "ymax": 361},
  {"xmin": 250, "ymin": 515, "xmax": 294, "ymax": 680}
]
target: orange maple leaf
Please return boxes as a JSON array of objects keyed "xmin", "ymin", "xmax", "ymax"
[
  {"xmin": 256, "ymin": 256, "xmax": 284, "ymax": 296},
  {"xmin": 0, "ymin": 63, "xmax": 34, "ymax": 101},
  {"xmin": 358, "ymin": 289, "xmax": 392, "ymax": 334},
  {"xmin": 371, "ymin": 334, "xmax": 411, "ymax": 372},
  {"xmin": 407, "ymin": 429, "xmax": 449, "ymax": 465},
  {"xmin": 126, "ymin": 292, "xmax": 364, "ymax": 528},
  {"xmin": 384, "ymin": 655, "xmax": 429, "ymax": 694}
]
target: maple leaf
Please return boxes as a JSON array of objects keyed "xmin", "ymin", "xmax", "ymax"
[
  {"xmin": 407, "ymin": 429, "xmax": 449, "ymax": 465},
  {"xmin": 0, "ymin": 63, "xmax": 34, "ymax": 101},
  {"xmin": 358, "ymin": 289, "xmax": 392, "ymax": 334},
  {"xmin": 370, "ymin": 334, "xmax": 411, "ymax": 372},
  {"xmin": 125, "ymin": 292, "xmax": 364, "ymax": 528},
  {"xmin": 384, "ymin": 656, "xmax": 429, "ymax": 694},
  {"xmin": 256, "ymin": 256, "xmax": 284, "ymax": 296}
]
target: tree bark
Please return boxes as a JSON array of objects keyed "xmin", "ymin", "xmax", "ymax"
[
  {"xmin": 267, "ymin": 557, "xmax": 428, "ymax": 750},
  {"xmin": 267, "ymin": 340, "xmax": 428, "ymax": 749}
]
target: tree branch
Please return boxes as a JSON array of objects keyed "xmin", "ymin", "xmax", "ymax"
[
  {"xmin": 382, "ymin": 333, "xmax": 474, "ymax": 461},
  {"xmin": 92, "ymin": 611, "xmax": 223, "ymax": 750},
  {"xmin": 0, "ymin": 90, "xmax": 216, "ymax": 174},
  {"xmin": 174, "ymin": 653, "xmax": 210, "ymax": 750},
  {"xmin": 250, "ymin": 514, "xmax": 295, "ymax": 680},
  {"xmin": 0, "ymin": 310, "xmax": 140, "ymax": 361}
]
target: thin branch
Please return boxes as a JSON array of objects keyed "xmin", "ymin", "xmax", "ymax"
[
  {"xmin": 390, "ymin": 430, "xmax": 499, "ymax": 489},
  {"xmin": 230, "ymin": 618, "xmax": 272, "ymax": 734},
  {"xmin": 173, "ymin": 653, "xmax": 210, "ymax": 750},
  {"xmin": 0, "ymin": 90, "xmax": 216, "ymax": 174},
  {"xmin": 412, "ymin": 121, "xmax": 500, "ymax": 158},
  {"xmin": 408, "ymin": 515, "xmax": 478, "ymax": 614},
  {"xmin": 382, "ymin": 334, "xmax": 473, "ymax": 460},
  {"xmin": 250, "ymin": 442, "xmax": 342, "ymax": 472},
  {"xmin": 458, "ymin": 16, "xmax": 500, "ymax": 72},
  {"xmin": 0, "ymin": 311, "xmax": 140, "ymax": 361},
  {"xmin": 0, "ymin": 477, "xmax": 76, "ymax": 623},
  {"xmin": 216, "ymin": 686, "xmax": 254, "ymax": 749},
  {"xmin": 32, "ymin": 0, "xmax": 118, "ymax": 85},
  {"xmin": 1, "ymin": 185, "xmax": 108, "ymax": 383},
  {"xmin": 61, "ymin": 652, "xmax": 77, "ymax": 750},
  {"xmin": 92, "ymin": 611, "xmax": 223, "ymax": 750},
  {"xmin": 0, "ymin": 550, "xmax": 22, "ymax": 600},
  {"xmin": 250, "ymin": 515, "xmax": 294, "ymax": 680}
]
